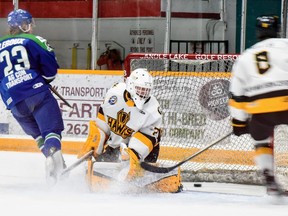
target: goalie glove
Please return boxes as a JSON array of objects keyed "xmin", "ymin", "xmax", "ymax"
[{"xmin": 231, "ymin": 118, "xmax": 249, "ymax": 136}]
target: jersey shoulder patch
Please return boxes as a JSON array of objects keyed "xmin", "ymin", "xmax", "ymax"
[
  {"xmin": 18, "ymin": 34, "xmax": 54, "ymax": 52},
  {"xmin": 105, "ymin": 82, "xmax": 126, "ymax": 105}
]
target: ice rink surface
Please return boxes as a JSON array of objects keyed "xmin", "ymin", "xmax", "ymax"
[{"xmin": 0, "ymin": 151, "xmax": 287, "ymax": 216}]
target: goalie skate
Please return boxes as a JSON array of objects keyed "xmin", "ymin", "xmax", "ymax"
[{"xmin": 45, "ymin": 148, "xmax": 66, "ymax": 186}]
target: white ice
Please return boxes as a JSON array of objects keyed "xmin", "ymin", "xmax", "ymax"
[{"xmin": 0, "ymin": 151, "xmax": 287, "ymax": 216}]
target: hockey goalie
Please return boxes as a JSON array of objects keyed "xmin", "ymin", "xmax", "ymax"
[{"xmin": 77, "ymin": 68, "xmax": 182, "ymax": 193}]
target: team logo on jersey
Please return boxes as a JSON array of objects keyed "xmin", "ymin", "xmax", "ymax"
[
  {"xmin": 108, "ymin": 95, "xmax": 117, "ymax": 105},
  {"xmin": 36, "ymin": 36, "xmax": 53, "ymax": 52},
  {"xmin": 198, "ymin": 79, "xmax": 230, "ymax": 121},
  {"xmin": 33, "ymin": 82, "xmax": 43, "ymax": 89},
  {"xmin": 107, "ymin": 109, "xmax": 135, "ymax": 139}
]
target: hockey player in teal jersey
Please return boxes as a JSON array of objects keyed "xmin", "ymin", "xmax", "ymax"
[{"xmin": 0, "ymin": 9, "xmax": 66, "ymax": 185}]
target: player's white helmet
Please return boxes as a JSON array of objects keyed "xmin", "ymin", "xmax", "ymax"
[{"xmin": 126, "ymin": 68, "xmax": 153, "ymax": 110}]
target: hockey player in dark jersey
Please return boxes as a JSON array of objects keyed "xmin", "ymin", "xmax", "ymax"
[{"xmin": 0, "ymin": 9, "xmax": 66, "ymax": 185}]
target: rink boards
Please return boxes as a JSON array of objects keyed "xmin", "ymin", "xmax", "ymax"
[
  {"xmin": 0, "ymin": 69, "xmax": 265, "ymax": 168},
  {"xmin": 0, "ymin": 135, "xmax": 256, "ymax": 167}
]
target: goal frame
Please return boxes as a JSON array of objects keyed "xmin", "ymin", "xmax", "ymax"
[
  {"xmin": 123, "ymin": 52, "xmax": 288, "ymax": 188},
  {"xmin": 124, "ymin": 53, "xmax": 240, "ymax": 77}
]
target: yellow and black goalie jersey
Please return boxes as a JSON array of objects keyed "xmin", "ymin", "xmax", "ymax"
[{"xmin": 95, "ymin": 82, "xmax": 162, "ymax": 158}]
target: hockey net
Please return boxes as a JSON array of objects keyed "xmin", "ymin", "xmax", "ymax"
[{"xmin": 124, "ymin": 53, "xmax": 288, "ymax": 187}]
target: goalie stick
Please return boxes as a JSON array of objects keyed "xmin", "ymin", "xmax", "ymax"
[
  {"xmin": 60, "ymin": 150, "xmax": 93, "ymax": 177},
  {"xmin": 140, "ymin": 132, "xmax": 232, "ymax": 173}
]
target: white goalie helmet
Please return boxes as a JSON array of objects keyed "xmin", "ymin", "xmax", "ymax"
[{"xmin": 126, "ymin": 68, "xmax": 153, "ymax": 110}]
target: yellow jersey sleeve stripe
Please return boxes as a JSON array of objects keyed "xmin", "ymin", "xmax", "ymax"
[
  {"xmin": 229, "ymin": 99, "xmax": 246, "ymax": 109},
  {"xmin": 245, "ymin": 96, "xmax": 288, "ymax": 114},
  {"xmin": 230, "ymin": 96, "xmax": 288, "ymax": 114},
  {"xmin": 134, "ymin": 132, "xmax": 153, "ymax": 152},
  {"xmin": 231, "ymin": 123, "xmax": 247, "ymax": 127},
  {"xmin": 255, "ymin": 147, "xmax": 273, "ymax": 156}
]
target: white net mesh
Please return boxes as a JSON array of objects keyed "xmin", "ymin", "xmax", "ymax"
[{"xmin": 125, "ymin": 53, "xmax": 288, "ymax": 187}]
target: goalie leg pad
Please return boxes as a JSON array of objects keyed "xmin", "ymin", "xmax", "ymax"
[
  {"xmin": 145, "ymin": 167, "xmax": 183, "ymax": 193},
  {"xmin": 125, "ymin": 148, "xmax": 145, "ymax": 181},
  {"xmin": 85, "ymin": 159, "xmax": 183, "ymax": 193},
  {"xmin": 86, "ymin": 159, "xmax": 112, "ymax": 192},
  {"xmin": 78, "ymin": 120, "xmax": 107, "ymax": 159}
]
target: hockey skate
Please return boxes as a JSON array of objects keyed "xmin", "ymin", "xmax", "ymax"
[
  {"xmin": 263, "ymin": 169, "xmax": 284, "ymax": 196},
  {"xmin": 45, "ymin": 147, "xmax": 66, "ymax": 186}
]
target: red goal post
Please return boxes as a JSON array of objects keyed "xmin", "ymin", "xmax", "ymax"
[{"xmin": 124, "ymin": 53, "xmax": 288, "ymax": 187}]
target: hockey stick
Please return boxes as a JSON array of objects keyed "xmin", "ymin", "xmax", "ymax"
[
  {"xmin": 60, "ymin": 150, "xmax": 93, "ymax": 177},
  {"xmin": 140, "ymin": 132, "xmax": 232, "ymax": 173},
  {"xmin": 49, "ymin": 85, "xmax": 73, "ymax": 108}
]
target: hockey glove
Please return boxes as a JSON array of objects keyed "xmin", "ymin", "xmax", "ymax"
[
  {"xmin": 231, "ymin": 118, "xmax": 249, "ymax": 136},
  {"xmin": 44, "ymin": 77, "xmax": 55, "ymax": 84}
]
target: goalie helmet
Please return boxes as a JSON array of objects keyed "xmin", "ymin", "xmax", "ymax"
[
  {"xmin": 7, "ymin": 9, "xmax": 34, "ymax": 32},
  {"xmin": 126, "ymin": 68, "xmax": 153, "ymax": 110},
  {"xmin": 256, "ymin": 15, "xmax": 279, "ymax": 40}
]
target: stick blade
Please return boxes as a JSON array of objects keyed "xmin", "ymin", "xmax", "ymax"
[
  {"xmin": 140, "ymin": 132, "xmax": 232, "ymax": 174},
  {"xmin": 140, "ymin": 162, "xmax": 175, "ymax": 173}
]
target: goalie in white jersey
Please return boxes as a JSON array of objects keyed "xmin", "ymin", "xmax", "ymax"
[
  {"xmin": 229, "ymin": 15, "xmax": 288, "ymax": 196},
  {"xmin": 78, "ymin": 68, "xmax": 182, "ymax": 193}
]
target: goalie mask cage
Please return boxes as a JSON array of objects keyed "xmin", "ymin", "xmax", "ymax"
[{"xmin": 124, "ymin": 53, "xmax": 288, "ymax": 187}]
